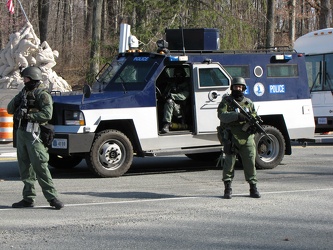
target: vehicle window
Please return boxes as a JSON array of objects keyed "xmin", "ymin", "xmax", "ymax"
[
  {"xmin": 92, "ymin": 57, "xmax": 126, "ymax": 92},
  {"xmin": 267, "ymin": 64, "xmax": 298, "ymax": 77},
  {"xmin": 104, "ymin": 56, "xmax": 162, "ymax": 91},
  {"xmin": 305, "ymin": 55, "xmax": 323, "ymax": 91},
  {"xmin": 324, "ymin": 54, "xmax": 333, "ymax": 91},
  {"xmin": 198, "ymin": 68, "xmax": 229, "ymax": 88},
  {"xmin": 224, "ymin": 65, "xmax": 250, "ymax": 78}
]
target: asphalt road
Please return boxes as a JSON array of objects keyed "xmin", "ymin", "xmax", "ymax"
[{"xmin": 0, "ymin": 142, "xmax": 332, "ymax": 250}]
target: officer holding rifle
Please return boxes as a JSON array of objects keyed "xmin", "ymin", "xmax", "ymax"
[
  {"xmin": 217, "ymin": 77, "xmax": 261, "ymax": 199},
  {"xmin": 7, "ymin": 66, "xmax": 64, "ymax": 209}
]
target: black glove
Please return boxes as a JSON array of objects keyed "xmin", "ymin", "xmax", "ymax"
[
  {"xmin": 14, "ymin": 98, "xmax": 21, "ymax": 107},
  {"xmin": 164, "ymin": 94, "xmax": 172, "ymax": 100},
  {"xmin": 238, "ymin": 113, "xmax": 247, "ymax": 122},
  {"xmin": 247, "ymin": 125, "xmax": 257, "ymax": 134},
  {"xmin": 170, "ymin": 87, "xmax": 177, "ymax": 93}
]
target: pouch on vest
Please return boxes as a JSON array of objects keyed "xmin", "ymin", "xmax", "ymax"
[
  {"xmin": 40, "ymin": 124, "xmax": 55, "ymax": 147},
  {"xmin": 222, "ymin": 129, "xmax": 235, "ymax": 155}
]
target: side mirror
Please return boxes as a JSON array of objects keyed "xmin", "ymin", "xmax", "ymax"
[
  {"xmin": 83, "ymin": 84, "xmax": 91, "ymax": 98},
  {"xmin": 81, "ymin": 84, "xmax": 91, "ymax": 104}
]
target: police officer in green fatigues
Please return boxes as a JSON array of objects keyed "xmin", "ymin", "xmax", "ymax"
[
  {"xmin": 7, "ymin": 66, "xmax": 64, "ymax": 209},
  {"xmin": 161, "ymin": 67, "xmax": 190, "ymax": 134},
  {"xmin": 217, "ymin": 77, "xmax": 261, "ymax": 199}
]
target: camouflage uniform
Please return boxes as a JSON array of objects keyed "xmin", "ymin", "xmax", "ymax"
[
  {"xmin": 7, "ymin": 66, "xmax": 63, "ymax": 209},
  {"xmin": 217, "ymin": 95, "xmax": 258, "ymax": 184},
  {"xmin": 217, "ymin": 76, "xmax": 261, "ymax": 199},
  {"xmin": 161, "ymin": 67, "xmax": 190, "ymax": 133},
  {"xmin": 162, "ymin": 80, "xmax": 190, "ymax": 123}
]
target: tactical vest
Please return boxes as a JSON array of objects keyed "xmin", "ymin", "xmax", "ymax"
[{"xmin": 14, "ymin": 87, "xmax": 47, "ymax": 129}]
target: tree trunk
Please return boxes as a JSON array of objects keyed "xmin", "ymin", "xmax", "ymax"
[
  {"xmin": 89, "ymin": 0, "xmax": 103, "ymax": 83},
  {"xmin": 85, "ymin": 0, "xmax": 93, "ymax": 39},
  {"xmin": 266, "ymin": 0, "xmax": 275, "ymax": 48},
  {"xmin": 38, "ymin": 0, "xmax": 50, "ymax": 43},
  {"xmin": 288, "ymin": 0, "xmax": 296, "ymax": 47},
  {"xmin": 319, "ymin": 0, "xmax": 331, "ymax": 29}
]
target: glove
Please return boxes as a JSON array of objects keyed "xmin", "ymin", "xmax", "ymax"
[
  {"xmin": 14, "ymin": 98, "xmax": 21, "ymax": 107},
  {"xmin": 170, "ymin": 87, "xmax": 177, "ymax": 93},
  {"xmin": 247, "ymin": 125, "xmax": 257, "ymax": 134},
  {"xmin": 238, "ymin": 113, "xmax": 247, "ymax": 122},
  {"xmin": 17, "ymin": 108, "xmax": 28, "ymax": 120}
]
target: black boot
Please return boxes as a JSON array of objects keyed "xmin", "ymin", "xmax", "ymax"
[
  {"xmin": 161, "ymin": 123, "xmax": 170, "ymax": 134},
  {"xmin": 49, "ymin": 198, "xmax": 64, "ymax": 210},
  {"xmin": 224, "ymin": 181, "xmax": 232, "ymax": 199},
  {"xmin": 249, "ymin": 183, "xmax": 261, "ymax": 198},
  {"xmin": 12, "ymin": 199, "xmax": 34, "ymax": 208}
]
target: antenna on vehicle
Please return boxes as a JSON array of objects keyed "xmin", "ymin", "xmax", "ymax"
[{"xmin": 180, "ymin": 16, "xmax": 186, "ymax": 56}]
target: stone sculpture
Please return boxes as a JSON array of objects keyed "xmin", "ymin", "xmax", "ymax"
[{"xmin": 0, "ymin": 22, "xmax": 71, "ymax": 92}]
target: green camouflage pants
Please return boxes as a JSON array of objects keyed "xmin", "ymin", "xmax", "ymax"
[
  {"xmin": 222, "ymin": 134, "xmax": 258, "ymax": 184},
  {"xmin": 16, "ymin": 128, "xmax": 58, "ymax": 202},
  {"xmin": 163, "ymin": 99, "xmax": 182, "ymax": 123}
]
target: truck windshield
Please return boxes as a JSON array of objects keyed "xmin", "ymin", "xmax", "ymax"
[
  {"xmin": 92, "ymin": 57, "xmax": 126, "ymax": 92},
  {"xmin": 104, "ymin": 55, "xmax": 162, "ymax": 92}
]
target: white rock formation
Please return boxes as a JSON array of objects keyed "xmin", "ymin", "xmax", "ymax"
[{"xmin": 0, "ymin": 22, "xmax": 71, "ymax": 92}]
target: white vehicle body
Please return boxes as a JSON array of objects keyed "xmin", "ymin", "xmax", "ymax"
[{"xmin": 294, "ymin": 28, "xmax": 333, "ymax": 132}]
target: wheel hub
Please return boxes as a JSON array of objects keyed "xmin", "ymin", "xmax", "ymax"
[
  {"xmin": 257, "ymin": 135, "xmax": 278, "ymax": 163},
  {"xmin": 258, "ymin": 141, "xmax": 269, "ymax": 154},
  {"xmin": 99, "ymin": 142, "xmax": 122, "ymax": 167}
]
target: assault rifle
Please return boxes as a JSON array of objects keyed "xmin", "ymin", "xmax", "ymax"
[
  {"xmin": 15, "ymin": 89, "xmax": 28, "ymax": 129},
  {"xmin": 226, "ymin": 97, "xmax": 272, "ymax": 141}
]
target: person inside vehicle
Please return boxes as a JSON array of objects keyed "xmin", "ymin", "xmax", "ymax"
[{"xmin": 161, "ymin": 67, "xmax": 190, "ymax": 134}]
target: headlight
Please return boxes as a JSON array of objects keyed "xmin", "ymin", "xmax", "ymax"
[{"xmin": 64, "ymin": 110, "xmax": 85, "ymax": 125}]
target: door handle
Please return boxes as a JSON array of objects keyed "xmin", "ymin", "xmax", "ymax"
[{"xmin": 208, "ymin": 91, "xmax": 220, "ymax": 101}]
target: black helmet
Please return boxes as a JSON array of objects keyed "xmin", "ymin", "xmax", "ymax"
[
  {"xmin": 230, "ymin": 77, "xmax": 247, "ymax": 90},
  {"xmin": 21, "ymin": 66, "xmax": 42, "ymax": 81},
  {"xmin": 174, "ymin": 67, "xmax": 186, "ymax": 77}
]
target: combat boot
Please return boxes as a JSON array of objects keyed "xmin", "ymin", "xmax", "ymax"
[
  {"xmin": 223, "ymin": 181, "xmax": 232, "ymax": 199},
  {"xmin": 249, "ymin": 183, "xmax": 261, "ymax": 198},
  {"xmin": 49, "ymin": 198, "xmax": 64, "ymax": 210},
  {"xmin": 161, "ymin": 123, "xmax": 170, "ymax": 134},
  {"xmin": 12, "ymin": 199, "xmax": 34, "ymax": 208}
]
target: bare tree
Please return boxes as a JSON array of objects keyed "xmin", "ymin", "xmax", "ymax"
[
  {"xmin": 319, "ymin": 0, "xmax": 331, "ymax": 28},
  {"xmin": 89, "ymin": 0, "xmax": 103, "ymax": 83},
  {"xmin": 266, "ymin": 0, "xmax": 275, "ymax": 47},
  {"xmin": 38, "ymin": 0, "xmax": 50, "ymax": 43},
  {"xmin": 289, "ymin": 0, "xmax": 296, "ymax": 47},
  {"xmin": 85, "ymin": 0, "xmax": 93, "ymax": 39}
]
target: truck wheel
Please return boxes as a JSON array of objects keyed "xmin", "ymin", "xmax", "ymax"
[
  {"xmin": 48, "ymin": 154, "xmax": 83, "ymax": 169},
  {"xmin": 85, "ymin": 130, "xmax": 133, "ymax": 177},
  {"xmin": 185, "ymin": 152, "xmax": 221, "ymax": 162},
  {"xmin": 254, "ymin": 125, "xmax": 285, "ymax": 169}
]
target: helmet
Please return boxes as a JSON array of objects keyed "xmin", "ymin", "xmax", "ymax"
[
  {"xmin": 174, "ymin": 67, "xmax": 186, "ymax": 77},
  {"xmin": 21, "ymin": 66, "xmax": 42, "ymax": 81},
  {"xmin": 230, "ymin": 77, "xmax": 247, "ymax": 90}
]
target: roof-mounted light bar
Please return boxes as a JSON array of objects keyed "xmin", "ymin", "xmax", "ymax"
[
  {"xmin": 274, "ymin": 54, "xmax": 292, "ymax": 60},
  {"xmin": 168, "ymin": 55, "xmax": 188, "ymax": 62}
]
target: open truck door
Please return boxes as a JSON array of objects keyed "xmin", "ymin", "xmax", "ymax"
[{"xmin": 192, "ymin": 63, "xmax": 231, "ymax": 133}]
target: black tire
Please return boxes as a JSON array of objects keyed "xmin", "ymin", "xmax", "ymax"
[
  {"xmin": 185, "ymin": 151, "xmax": 221, "ymax": 162},
  {"xmin": 85, "ymin": 129, "xmax": 133, "ymax": 177},
  {"xmin": 48, "ymin": 154, "xmax": 83, "ymax": 169},
  {"xmin": 254, "ymin": 125, "xmax": 285, "ymax": 169}
]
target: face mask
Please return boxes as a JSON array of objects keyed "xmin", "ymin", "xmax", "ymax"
[
  {"xmin": 231, "ymin": 90, "xmax": 244, "ymax": 101},
  {"xmin": 24, "ymin": 80, "xmax": 37, "ymax": 91}
]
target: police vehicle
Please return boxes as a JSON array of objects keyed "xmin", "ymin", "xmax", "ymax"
[{"xmin": 48, "ymin": 25, "xmax": 315, "ymax": 177}]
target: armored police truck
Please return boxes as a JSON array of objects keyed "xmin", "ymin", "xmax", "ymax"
[{"xmin": 48, "ymin": 27, "xmax": 315, "ymax": 177}]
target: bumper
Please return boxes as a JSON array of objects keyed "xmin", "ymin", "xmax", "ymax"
[{"xmin": 49, "ymin": 133, "xmax": 95, "ymax": 155}]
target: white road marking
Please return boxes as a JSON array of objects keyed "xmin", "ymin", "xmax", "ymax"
[{"xmin": 1, "ymin": 188, "xmax": 332, "ymax": 211}]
